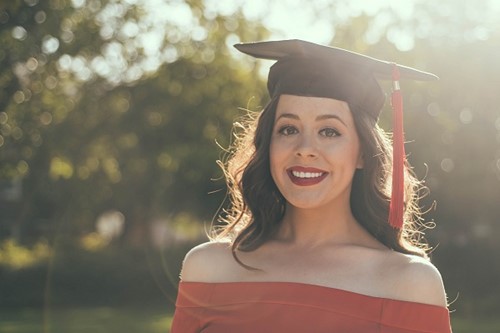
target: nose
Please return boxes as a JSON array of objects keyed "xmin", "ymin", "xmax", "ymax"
[{"xmin": 295, "ymin": 134, "xmax": 318, "ymax": 158}]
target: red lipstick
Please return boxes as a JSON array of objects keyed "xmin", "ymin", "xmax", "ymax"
[{"xmin": 287, "ymin": 166, "xmax": 328, "ymax": 186}]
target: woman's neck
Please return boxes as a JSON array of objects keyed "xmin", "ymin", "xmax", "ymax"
[{"xmin": 274, "ymin": 201, "xmax": 365, "ymax": 249}]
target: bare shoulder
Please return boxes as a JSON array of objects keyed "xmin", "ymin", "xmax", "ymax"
[
  {"xmin": 180, "ymin": 241, "xmax": 237, "ymax": 282},
  {"xmin": 386, "ymin": 252, "xmax": 448, "ymax": 307}
]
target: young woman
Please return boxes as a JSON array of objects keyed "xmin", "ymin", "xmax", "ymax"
[{"xmin": 171, "ymin": 40, "xmax": 452, "ymax": 333}]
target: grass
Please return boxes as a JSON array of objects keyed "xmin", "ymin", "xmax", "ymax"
[
  {"xmin": 0, "ymin": 307, "xmax": 173, "ymax": 333},
  {"xmin": 2, "ymin": 307, "xmax": 500, "ymax": 333},
  {"xmin": 451, "ymin": 317, "xmax": 500, "ymax": 333}
]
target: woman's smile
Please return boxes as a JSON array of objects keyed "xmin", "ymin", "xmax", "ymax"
[{"xmin": 287, "ymin": 166, "xmax": 328, "ymax": 186}]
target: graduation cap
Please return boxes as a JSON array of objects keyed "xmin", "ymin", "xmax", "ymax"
[{"xmin": 233, "ymin": 39, "xmax": 439, "ymax": 229}]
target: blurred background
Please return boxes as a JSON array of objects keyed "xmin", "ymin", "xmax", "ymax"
[{"xmin": 1, "ymin": 0, "xmax": 499, "ymax": 332}]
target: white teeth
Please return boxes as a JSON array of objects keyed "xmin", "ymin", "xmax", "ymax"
[{"xmin": 292, "ymin": 171, "xmax": 323, "ymax": 178}]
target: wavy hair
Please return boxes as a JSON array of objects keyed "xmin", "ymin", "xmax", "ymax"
[{"xmin": 213, "ymin": 95, "xmax": 430, "ymax": 268}]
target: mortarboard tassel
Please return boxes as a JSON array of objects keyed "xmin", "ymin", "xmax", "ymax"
[{"xmin": 389, "ymin": 64, "xmax": 405, "ymax": 229}]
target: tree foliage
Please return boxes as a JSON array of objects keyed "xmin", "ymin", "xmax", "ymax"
[{"xmin": 0, "ymin": 0, "xmax": 268, "ymax": 245}]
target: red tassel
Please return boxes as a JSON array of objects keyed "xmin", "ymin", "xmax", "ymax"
[{"xmin": 389, "ymin": 64, "xmax": 405, "ymax": 229}]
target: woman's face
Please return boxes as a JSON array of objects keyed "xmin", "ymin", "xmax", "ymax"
[{"xmin": 269, "ymin": 94, "xmax": 363, "ymax": 210}]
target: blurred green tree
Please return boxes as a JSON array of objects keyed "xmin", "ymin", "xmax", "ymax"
[{"xmin": 0, "ymin": 0, "xmax": 267, "ymax": 246}]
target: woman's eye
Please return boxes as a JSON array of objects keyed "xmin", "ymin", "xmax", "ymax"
[
  {"xmin": 278, "ymin": 125, "xmax": 298, "ymax": 136},
  {"xmin": 320, "ymin": 128, "xmax": 340, "ymax": 137}
]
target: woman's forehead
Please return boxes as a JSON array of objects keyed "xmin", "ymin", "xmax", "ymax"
[{"xmin": 276, "ymin": 94, "xmax": 351, "ymax": 117}]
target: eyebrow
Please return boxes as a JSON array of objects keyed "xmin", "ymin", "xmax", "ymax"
[{"xmin": 276, "ymin": 113, "xmax": 347, "ymax": 127}]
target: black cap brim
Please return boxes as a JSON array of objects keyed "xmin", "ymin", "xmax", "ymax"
[{"xmin": 234, "ymin": 39, "xmax": 438, "ymax": 81}]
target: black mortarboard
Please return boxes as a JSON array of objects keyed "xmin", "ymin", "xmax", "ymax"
[
  {"xmin": 233, "ymin": 39, "xmax": 439, "ymax": 229},
  {"xmin": 233, "ymin": 39, "xmax": 438, "ymax": 119}
]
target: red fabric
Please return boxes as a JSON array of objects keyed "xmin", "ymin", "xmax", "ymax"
[{"xmin": 171, "ymin": 281, "xmax": 452, "ymax": 333}]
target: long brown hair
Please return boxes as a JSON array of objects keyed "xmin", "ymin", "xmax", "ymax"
[{"xmin": 213, "ymin": 95, "xmax": 430, "ymax": 267}]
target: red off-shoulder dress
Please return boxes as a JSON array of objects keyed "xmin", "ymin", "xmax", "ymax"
[{"xmin": 171, "ymin": 281, "xmax": 452, "ymax": 333}]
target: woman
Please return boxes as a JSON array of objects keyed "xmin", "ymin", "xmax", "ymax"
[{"xmin": 171, "ymin": 40, "xmax": 452, "ymax": 332}]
